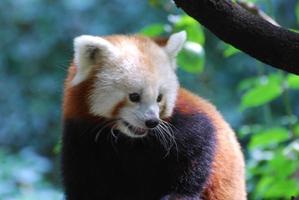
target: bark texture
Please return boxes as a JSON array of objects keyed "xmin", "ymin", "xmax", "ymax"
[{"xmin": 174, "ymin": 0, "xmax": 299, "ymax": 75}]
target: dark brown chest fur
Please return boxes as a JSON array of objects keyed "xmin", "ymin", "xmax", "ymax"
[{"xmin": 61, "ymin": 109, "xmax": 216, "ymax": 200}]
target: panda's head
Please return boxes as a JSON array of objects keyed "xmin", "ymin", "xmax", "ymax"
[{"xmin": 71, "ymin": 32, "xmax": 186, "ymax": 138}]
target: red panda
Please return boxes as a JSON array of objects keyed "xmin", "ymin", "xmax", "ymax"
[{"xmin": 61, "ymin": 31, "xmax": 246, "ymax": 200}]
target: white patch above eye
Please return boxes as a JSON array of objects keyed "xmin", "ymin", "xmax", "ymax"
[
  {"xmin": 72, "ymin": 35, "xmax": 118, "ymax": 86},
  {"xmin": 164, "ymin": 31, "xmax": 187, "ymax": 58}
]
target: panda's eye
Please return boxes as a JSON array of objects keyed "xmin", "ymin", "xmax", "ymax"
[
  {"xmin": 129, "ymin": 93, "xmax": 141, "ymax": 103},
  {"xmin": 157, "ymin": 94, "xmax": 163, "ymax": 103}
]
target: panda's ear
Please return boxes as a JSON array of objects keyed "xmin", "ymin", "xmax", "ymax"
[
  {"xmin": 72, "ymin": 35, "xmax": 117, "ymax": 85},
  {"xmin": 164, "ymin": 31, "xmax": 187, "ymax": 58}
]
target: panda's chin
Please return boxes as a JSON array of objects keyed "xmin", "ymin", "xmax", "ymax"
[{"xmin": 117, "ymin": 121, "xmax": 148, "ymax": 138}]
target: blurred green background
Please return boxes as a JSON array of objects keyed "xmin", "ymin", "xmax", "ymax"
[{"xmin": 0, "ymin": 0, "xmax": 299, "ymax": 199}]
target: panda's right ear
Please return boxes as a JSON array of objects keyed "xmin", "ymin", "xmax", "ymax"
[{"xmin": 72, "ymin": 35, "xmax": 117, "ymax": 85}]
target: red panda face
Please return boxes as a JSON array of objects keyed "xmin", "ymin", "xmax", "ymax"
[{"xmin": 71, "ymin": 32, "xmax": 186, "ymax": 137}]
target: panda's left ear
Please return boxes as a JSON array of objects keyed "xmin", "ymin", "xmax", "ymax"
[
  {"xmin": 164, "ymin": 31, "xmax": 187, "ymax": 58},
  {"xmin": 72, "ymin": 35, "xmax": 117, "ymax": 85}
]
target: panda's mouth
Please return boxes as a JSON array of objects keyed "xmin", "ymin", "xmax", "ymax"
[{"xmin": 122, "ymin": 121, "xmax": 148, "ymax": 136}]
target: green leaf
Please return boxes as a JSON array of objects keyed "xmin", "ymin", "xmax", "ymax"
[
  {"xmin": 287, "ymin": 74, "xmax": 299, "ymax": 89},
  {"xmin": 289, "ymin": 28, "xmax": 299, "ymax": 33},
  {"xmin": 255, "ymin": 176, "xmax": 274, "ymax": 198},
  {"xmin": 238, "ymin": 77, "xmax": 257, "ymax": 91},
  {"xmin": 296, "ymin": 1, "xmax": 299, "ymax": 23},
  {"xmin": 223, "ymin": 45, "xmax": 241, "ymax": 57},
  {"xmin": 173, "ymin": 15, "xmax": 205, "ymax": 45},
  {"xmin": 264, "ymin": 179, "xmax": 299, "ymax": 198},
  {"xmin": 140, "ymin": 23, "xmax": 165, "ymax": 37},
  {"xmin": 249, "ymin": 127, "xmax": 289, "ymax": 149},
  {"xmin": 294, "ymin": 124, "xmax": 299, "ymax": 137},
  {"xmin": 240, "ymin": 75, "xmax": 282, "ymax": 110},
  {"xmin": 268, "ymin": 153, "xmax": 297, "ymax": 179},
  {"xmin": 177, "ymin": 41, "xmax": 205, "ymax": 74},
  {"xmin": 255, "ymin": 173, "xmax": 299, "ymax": 198}
]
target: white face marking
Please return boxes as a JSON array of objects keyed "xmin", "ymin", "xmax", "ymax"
[
  {"xmin": 72, "ymin": 32, "xmax": 186, "ymax": 138},
  {"xmin": 72, "ymin": 35, "xmax": 119, "ymax": 86}
]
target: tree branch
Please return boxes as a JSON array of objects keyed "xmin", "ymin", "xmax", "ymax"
[
  {"xmin": 173, "ymin": 0, "xmax": 299, "ymax": 75},
  {"xmin": 237, "ymin": 0, "xmax": 279, "ymax": 27}
]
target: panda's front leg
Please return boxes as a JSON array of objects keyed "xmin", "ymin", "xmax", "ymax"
[{"xmin": 159, "ymin": 156, "xmax": 210, "ymax": 200}]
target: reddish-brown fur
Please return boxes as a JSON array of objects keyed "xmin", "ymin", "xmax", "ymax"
[
  {"xmin": 63, "ymin": 80, "xmax": 246, "ymax": 200},
  {"xmin": 63, "ymin": 64, "xmax": 96, "ymax": 120},
  {"xmin": 176, "ymin": 89, "xmax": 246, "ymax": 200},
  {"xmin": 63, "ymin": 35, "xmax": 246, "ymax": 199}
]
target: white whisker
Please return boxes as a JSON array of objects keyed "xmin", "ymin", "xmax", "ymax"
[
  {"xmin": 160, "ymin": 120, "xmax": 179, "ymax": 157},
  {"xmin": 95, "ymin": 120, "xmax": 117, "ymax": 142}
]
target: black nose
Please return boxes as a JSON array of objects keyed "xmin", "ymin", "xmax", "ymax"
[{"xmin": 145, "ymin": 119, "xmax": 159, "ymax": 128}]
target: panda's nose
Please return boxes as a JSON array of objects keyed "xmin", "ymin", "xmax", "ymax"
[{"xmin": 145, "ymin": 119, "xmax": 159, "ymax": 128}]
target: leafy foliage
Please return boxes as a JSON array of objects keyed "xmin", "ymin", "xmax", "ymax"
[
  {"xmin": 140, "ymin": 14, "xmax": 206, "ymax": 74},
  {"xmin": 249, "ymin": 127, "xmax": 289, "ymax": 149},
  {"xmin": 140, "ymin": 23, "xmax": 166, "ymax": 37},
  {"xmin": 223, "ymin": 45, "xmax": 241, "ymax": 57},
  {"xmin": 240, "ymin": 74, "xmax": 283, "ymax": 110},
  {"xmin": 0, "ymin": 148, "xmax": 62, "ymax": 200},
  {"xmin": 287, "ymin": 74, "xmax": 299, "ymax": 89}
]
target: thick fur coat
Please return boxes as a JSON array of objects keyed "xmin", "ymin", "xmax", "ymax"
[{"xmin": 61, "ymin": 32, "xmax": 246, "ymax": 200}]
